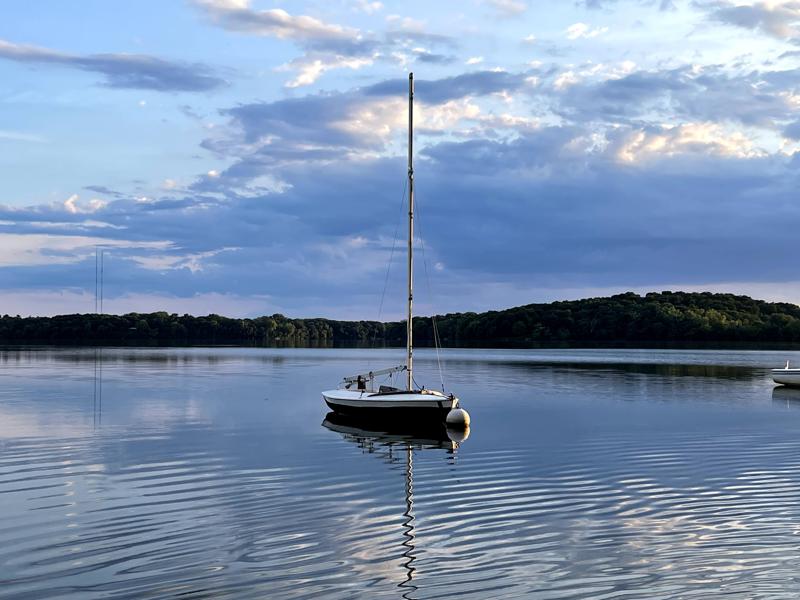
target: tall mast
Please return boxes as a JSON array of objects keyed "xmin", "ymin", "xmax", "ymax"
[{"xmin": 406, "ymin": 72, "xmax": 414, "ymax": 390}]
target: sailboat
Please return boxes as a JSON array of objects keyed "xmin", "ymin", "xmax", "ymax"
[
  {"xmin": 322, "ymin": 73, "xmax": 462, "ymax": 422},
  {"xmin": 772, "ymin": 360, "xmax": 800, "ymax": 386}
]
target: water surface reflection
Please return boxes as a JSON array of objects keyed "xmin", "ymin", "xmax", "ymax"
[
  {"xmin": 2, "ymin": 348, "xmax": 800, "ymax": 598},
  {"xmin": 322, "ymin": 413, "xmax": 467, "ymax": 600}
]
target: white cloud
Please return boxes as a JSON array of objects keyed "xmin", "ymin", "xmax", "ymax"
[
  {"xmin": 63, "ymin": 194, "xmax": 108, "ymax": 214},
  {"xmin": 9, "ymin": 219, "xmax": 125, "ymax": 230},
  {"xmin": 554, "ymin": 70, "xmax": 580, "ymax": 90},
  {"xmin": 329, "ymin": 96, "xmax": 486, "ymax": 145},
  {"xmin": 0, "ymin": 233, "xmax": 169, "ymax": 267},
  {"xmin": 566, "ymin": 22, "xmax": 609, "ymax": 40},
  {"xmin": 192, "ymin": 2, "xmax": 358, "ymax": 42},
  {"xmin": 332, "ymin": 98, "xmax": 407, "ymax": 141},
  {"xmin": 615, "ymin": 123, "xmax": 766, "ymax": 163},
  {"xmin": 466, "ymin": 56, "xmax": 484, "ymax": 65},
  {"xmin": 128, "ymin": 247, "xmax": 239, "ymax": 273},
  {"xmin": 522, "ymin": 33, "xmax": 537, "ymax": 43},
  {"xmin": 419, "ymin": 99, "xmax": 482, "ymax": 130},
  {"xmin": 279, "ymin": 54, "xmax": 374, "ymax": 88}
]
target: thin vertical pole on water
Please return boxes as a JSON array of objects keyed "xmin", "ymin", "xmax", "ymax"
[
  {"xmin": 100, "ymin": 250, "xmax": 104, "ymax": 315},
  {"xmin": 95, "ymin": 246, "xmax": 100, "ymax": 313},
  {"xmin": 407, "ymin": 72, "xmax": 414, "ymax": 391}
]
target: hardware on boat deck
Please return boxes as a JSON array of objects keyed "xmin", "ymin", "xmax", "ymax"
[{"xmin": 320, "ymin": 72, "xmax": 470, "ymax": 427}]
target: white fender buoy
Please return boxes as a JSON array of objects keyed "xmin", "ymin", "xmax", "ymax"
[{"xmin": 446, "ymin": 407, "xmax": 471, "ymax": 428}]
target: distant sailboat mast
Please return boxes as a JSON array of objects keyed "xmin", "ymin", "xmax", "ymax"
[
  {"xmin": 407, "ymin": 72, "xmax": 414, "ymax": 391},
  {"xmin": 95, "ymin": 246, "xmax": 105, "ymax": 315}
]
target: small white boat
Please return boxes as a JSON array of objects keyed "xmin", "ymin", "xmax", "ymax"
[
  {"xmin": 322, "ymin": 366, "xmax": 458, "ymax": 419},
  {"xmin": 322, "ymin": 73, "xmax": 462, "ymax": 423},
  {"xmin": 772, "ymin": 361, "xmax": 800, "ymax": 387}
]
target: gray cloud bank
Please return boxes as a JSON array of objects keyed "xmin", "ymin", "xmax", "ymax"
[
  {"xmin": 5, "ymin": 52, "xmax": 800, "ymax": 316},
  {"xmin": 0, "ymin": 39, "xmax": 226, "ymax": 92}
]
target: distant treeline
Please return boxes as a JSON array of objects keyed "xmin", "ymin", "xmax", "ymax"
[{"xmin": 4, "ymin": 291, "xmax": 800, "ymax": 347}]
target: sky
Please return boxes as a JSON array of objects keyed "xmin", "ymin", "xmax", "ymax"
[{"xmin": 2, "ymin": 0, "xmax": 800, "ymax": 319}]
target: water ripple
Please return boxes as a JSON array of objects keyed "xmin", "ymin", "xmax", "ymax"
[{"xmin": 5, "ymin": 349, "xmax": 800, "ymax": 598}]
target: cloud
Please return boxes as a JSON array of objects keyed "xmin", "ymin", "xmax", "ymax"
[
  {"xmin": 411, "ymin": 129, "xmax": 800, "ymax": 294},
  {"xmin": 192, "ymin": 1, "xmax": 359, "ymax": 44},
  {"xmin": 5, "ymin": 115, "xmax": 800, "ymax": 318},
  {"xmin": 192, "ymin": 0, "xmax": 376, "ymax": 62},
  {"xmin": 0, "ymin": 39, "xmax": 226, "ymax": 92},
  {"xmin": 612, "ymin": 122, "xmax": 765, "ymax": 162},
  {"xmin": 410, "ymin": 48, "xmax": 456, "ymax": 64},
  {"xmin": 278, "ymin": 54, "xmax": 374, "ymax": 88},
  {"xmin": 190, "ymin": 61, "xmax": 798, "ymax": 297},
  {"xmin": 128, "ymin": 247, "xmax": 239, "ymax": 273},
  {"xmin": 83, "ymin": 185, "xmax": 126, "ymax": 198},
  {"xmin": 554, "ymin": 65, "xmax": 795, "ymax": 128},
  {"xmin": 63, "ymin": 194, "xmax": 108, "ymax": 215},
  {"xmin": 0, "ymin": 232, "xmax": 169, "ymax": 268},
  {"xmin": 352, "ymin": 0, "xmax": 384, "ymax": 14},
  {"xmin": 577, "ymin": 0, "xmax": 675, "ymax": 9},
  {"xmin": 554, "ymin": 70, "xmax": 581, "ymax": 89},
  {"xmin": 704, "ymin": 0, "xmax": 800, "ymax": 40},
  {"xmin": 466, "ymin": 56, "xmax": 484, "ymax": 65},
  {"xmin": 486, "ymin": 0, "xmax": 528, "ymax": 17},
  {"xmin": 190, "ymin": 70, "xmax": 546, "ymax": 217},
  {"xmin": 385, "ymin": 14, "xmax": 427, "ymax": 31},
  {"xmin": 8, "ymin": 45, "xmax": 800, "ymax": 319},
  {"xmin": 565, "ymin": 22, "xmax": 609, "ymax": 39},
  {"xmin": 199, "ymin": 70, "xmax": 531, "ymax": 175},
  {"xmin": 784, "ymin": 120, "xmax": 800, "ymax": 139},
  {"xmin": 364, "ymin": 70, "xmax": 529, "ymax": 103},
  {"xmin": 191, "ymin": 1, "xmax": 456, "ymax": 87}
]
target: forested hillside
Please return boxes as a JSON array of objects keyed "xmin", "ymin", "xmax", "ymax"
[{"xmin": 2, "ymin": 291, "xmax": 800, "ymax": 346}]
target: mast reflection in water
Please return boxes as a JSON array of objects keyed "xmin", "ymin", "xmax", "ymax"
[{"xmin": 322, "ymin": 413, "xmax": 469, "ymax": 599}]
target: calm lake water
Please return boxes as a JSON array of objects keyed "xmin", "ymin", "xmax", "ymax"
[{"xmin": 4, "ymin": 347, "xmax": 800, "ymax": 598}]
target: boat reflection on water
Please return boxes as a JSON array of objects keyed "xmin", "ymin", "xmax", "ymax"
[
  {"xmin": 772, "ymin": 385, "xmax": 800, "ymax": 408},
  {"xmin": 321, "ymin": 413, "xmax": 469, "ymax": 598},
  {"xmin": 322, "ymin": 411, "xmax": 470, "ymax": 450}
]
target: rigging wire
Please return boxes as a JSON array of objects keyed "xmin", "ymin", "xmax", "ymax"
[
  {"xmin": 370, "ymin": 177, "xmax": 408, "ymax": 353},
  {"xmin": 413, "ymin": 185, "xmax": 447, "ymax": 393}
]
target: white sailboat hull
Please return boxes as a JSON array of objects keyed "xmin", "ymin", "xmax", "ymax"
[
  {"xmin": 772, "ymin": 368, "xmax": 800, "ymax": 387},
  {"xmin": 322, "ymin": 389, "xmax": 458, "ymax": 419}
]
